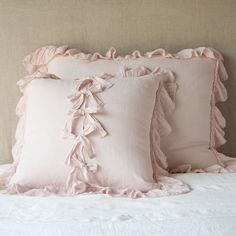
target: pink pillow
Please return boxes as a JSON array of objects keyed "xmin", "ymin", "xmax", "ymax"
[
  {"xmin": 0, "ymin": 69, "xmax": 189, "ymax": 197},
  {"xmin": 22, "ymin": 46, "xmax": 236, "ymax": 172}
]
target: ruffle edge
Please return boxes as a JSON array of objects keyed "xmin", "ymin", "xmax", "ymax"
[
  {"xmin": 23, "ymin": 46, "xmax": 226, "ymax": 74},
  {"xmin": 0, "ymin": 176, "xmax": 190, "ymax": 198}
]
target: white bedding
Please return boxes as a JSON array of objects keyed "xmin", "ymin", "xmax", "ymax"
[{"xmin": 1, "ymin": 164, "xmax": 236, "ymax": 236}]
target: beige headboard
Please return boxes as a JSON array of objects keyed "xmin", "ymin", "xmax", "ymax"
[{"xmin": 0, "ymin": 0, "xmax": 236, "ymax": 164}]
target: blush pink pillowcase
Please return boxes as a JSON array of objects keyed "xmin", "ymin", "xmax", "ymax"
[
  {"xmin": 0, "ymin": 70, "xmax": 189, "ymax": 197},
  {"xmin": 22, "ymin": 45, "xmax": 236, "ymax": 173}
]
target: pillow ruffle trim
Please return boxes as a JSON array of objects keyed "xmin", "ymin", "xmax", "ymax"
[
  {"xmin": 23, "ymin": 46, "xmax": 226, "ymax": 74},
  {"xmin": 0, "ymin": 71, "xmax": 190, "ymax": 198}
]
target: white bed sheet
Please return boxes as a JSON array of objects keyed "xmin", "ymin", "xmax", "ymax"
[{"xmin": 1, "ymin": 164, "xmax": 236, "ymax": 236}]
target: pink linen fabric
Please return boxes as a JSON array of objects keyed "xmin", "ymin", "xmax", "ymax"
[
  {"xmin": 0, "ymin": 69, "xmax": 189, "ymax": 197},
  {"xmin": 21, "ymin": 45, "xmax": 236, "ymax": 173}
]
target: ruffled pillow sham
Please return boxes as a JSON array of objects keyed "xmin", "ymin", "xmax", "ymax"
[
  {"xmin": 0, "ymin": 69, "xmax": 189, "ymax": 197},
  {"xmin": 22, "ymin": 45, "xmax": 236, "ymax": 173}
]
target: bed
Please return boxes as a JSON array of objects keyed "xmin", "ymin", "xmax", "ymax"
[{"xmin": 1, "ymin": 164, "xmax": 236, "ymax": 236}]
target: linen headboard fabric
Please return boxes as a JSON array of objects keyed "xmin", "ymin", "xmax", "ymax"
[{"xmin": 0, "ymin": 0, "xmax": 236, "ymax": 164}]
